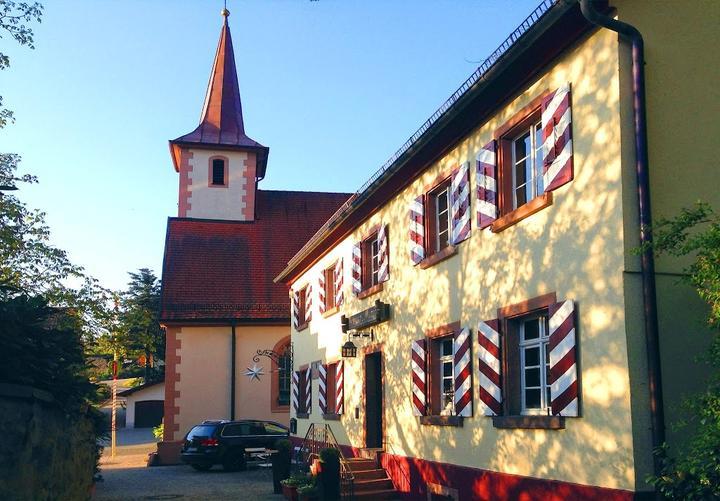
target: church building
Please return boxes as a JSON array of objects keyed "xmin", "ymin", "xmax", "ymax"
[{"xmin": 157, "ymin": 9, "xmax": 350, "ymax": 463}]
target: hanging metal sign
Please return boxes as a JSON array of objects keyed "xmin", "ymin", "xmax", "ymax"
[{"xmin": 342, "ymin": 300, "xmax": 391, "ymax": 333}]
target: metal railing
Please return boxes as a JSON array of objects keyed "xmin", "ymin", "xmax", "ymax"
[
  {"xmin": 297, "ymin": 423, "xmax": 355, "ymax": 500},
  {"xmin": 284, "ymin": 0, "xmax": 559, "ymax": 272}
]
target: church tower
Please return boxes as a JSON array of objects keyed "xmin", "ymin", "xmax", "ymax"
[{"xmin": 169, "ymin": 8, "xmax": 268, "ymax": 221}]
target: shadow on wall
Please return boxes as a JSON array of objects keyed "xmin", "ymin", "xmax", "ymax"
[{"xmin": 303, "ymin": 29, "xmax": 646, "ymax": 498}]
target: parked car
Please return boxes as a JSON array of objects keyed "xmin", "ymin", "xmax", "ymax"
[{"xmin": 180, "ymin": 419, "xmax": 289, "ymax": 471}]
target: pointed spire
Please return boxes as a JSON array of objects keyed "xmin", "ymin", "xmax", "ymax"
[{"xmin": 172, "ymin": 9, "xmax": 264, "ymax": 150}]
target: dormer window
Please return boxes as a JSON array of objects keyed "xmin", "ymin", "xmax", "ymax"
[{"xmin": 210, "ymin": 158, "xmax": 227, "ymax": 186}]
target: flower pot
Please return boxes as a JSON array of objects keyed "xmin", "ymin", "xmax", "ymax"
[{"xmin": 281, "ymin": 484, "xmax": 298, "ymax": 501}]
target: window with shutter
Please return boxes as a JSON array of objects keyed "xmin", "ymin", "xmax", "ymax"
[
  {"xmin": 490, "ymin": 293, "xmax": 578, "ymax": 429},
  {"xmin": 489, "ymin": 86, "xmax": 573, "ymax": 233},
  {"xmin": 414, "ymin": 323, "xmax": 472, "ymax": 426},
  {"xmin": 355, "ymin": 225, "xmax": 389, "ymax": 299}
]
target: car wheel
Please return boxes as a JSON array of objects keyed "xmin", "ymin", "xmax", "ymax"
[
  {"xmin": 222, "ymin": 449, "xmax": 246, "ymax": 472},
  {"xmin": 191, "ymin": 463, "xmax": 212, "ymax": 471}
]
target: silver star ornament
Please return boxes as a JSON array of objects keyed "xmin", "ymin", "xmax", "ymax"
[{"xmin": 244, "ymin": 363, "xmax": 265, "ymax": 381}]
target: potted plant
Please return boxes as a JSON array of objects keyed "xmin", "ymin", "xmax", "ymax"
[
  {"xmin": 280, "ymin": 472, "xmax": 312, "ymax": 501},
  {"xmin": 297, "ymin": 483, "xmax": 319, "ymax": 501},
  {"xmin": 272, "ymin": 439, "xmax": 292, "ymax": 494},
  {"xmin": 317, "ymin": 448, "xmax": 341, "ymax": 501}
]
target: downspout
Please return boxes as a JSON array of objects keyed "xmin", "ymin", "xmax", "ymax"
[
  {"xmin": 579, "ymin": 0, "xmax": 665, "ymax": 478},
  {"xmin": 231, "ymin": 323, "xmax": 237, "ymax": 420}
]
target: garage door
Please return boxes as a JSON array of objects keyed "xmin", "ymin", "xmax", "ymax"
[{"xmin": 135, "ymin": 400, "xmax": 164, "ymax": 428}]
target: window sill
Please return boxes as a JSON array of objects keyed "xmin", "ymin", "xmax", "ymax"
[
  {"xmin": 296, "ymin": 321, "xmax": 309, "ymax": 332},
  {"xmin": 322, "ymin": 413, "xmax": 341, "ymax": 421},
  {"xmin": 357, "ymin": 283, "xmax": 383, "ymax": 300},
  {"xmin": 271, "ymin": 404, "xmax": 290, "ymax": 413},
  {"xmin": 419, "ymin": 415, "xmax": 463, "ymax": 427},
  {"xmin": 296, "ymin": 412, "xmax": 310, "ymax": 419},
  {"xmin": 492, "ymin": 415, "xmax": 565, "ymax": 430},
  {"xmin": 419, "ymin": 245, "xmax": 458, "ymax": 269},
  {"xmin": 322, "ymin": 306, "xmax": 340, "ymax": 318},
  {"xmin": 491, "ymin": 192, "xmax": 553, "ymax": 233}
]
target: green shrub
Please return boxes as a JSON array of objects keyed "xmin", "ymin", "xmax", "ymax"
[
  {"xmin": 642, "ymin": 202, "xmax": 720, "ymax": 498},
  {"xmin": 280, "ymin": 472, "xmax": 312, "ymax": 488}
]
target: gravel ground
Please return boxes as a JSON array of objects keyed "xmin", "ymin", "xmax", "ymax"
[{"xmin": 94, "ymin": 430, "xmax": 280, "ymax": 501}]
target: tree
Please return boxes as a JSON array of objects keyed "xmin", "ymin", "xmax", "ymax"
[
  {"xmin": 644, "ymin": 202, "xmax": 720, "ymax": 499},
  {"xmin": 117, "ymin": 268, "xmax": 163, "ymax": 381}
]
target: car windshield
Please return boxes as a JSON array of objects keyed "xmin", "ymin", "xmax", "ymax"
[{"xmin": 186, "ymin": 425, "xmax": 216, "ymax": 440}]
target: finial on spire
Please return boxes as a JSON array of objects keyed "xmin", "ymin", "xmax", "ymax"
[{"xmin": 221, "ymin": 0, "xmax": 229, "ymax": 18}]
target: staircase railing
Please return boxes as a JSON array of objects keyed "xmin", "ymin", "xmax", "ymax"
[{"xmin": 297, "ymin": 423, "xmax": 355, "ymax": 500}]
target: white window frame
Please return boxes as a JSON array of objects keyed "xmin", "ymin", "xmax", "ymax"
[
  {"xmin": 370, "ymin": 238, "xmax": 380, "ymax": 287},
  {"xmin": 433, "ymin": 185, "xmax": 451, "ymax": 253},
  {"xmin": 519, "ymin": 313, "xmax": 551, "ymax": 415},
  {"xmin": 511, "ymin": 120, "xmax": 544, "ymax": 210},
  {"xmin": 439, "ymin": 338, "xmax": 455, "ymax": 416}
]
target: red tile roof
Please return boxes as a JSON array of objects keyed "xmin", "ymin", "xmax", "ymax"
[{"xmin": 160, "ymin": 190, "xmax": 351, "ymax": 322}]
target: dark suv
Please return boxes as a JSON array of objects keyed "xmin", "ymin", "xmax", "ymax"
[{"xmin": 180, "ymin": 419, "xmax": 289, "ymax": 471}]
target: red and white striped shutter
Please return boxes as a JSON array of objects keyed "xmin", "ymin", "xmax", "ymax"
[
  {"xmin": 292, "ymin": 290, "xmax": 300, "ymax": 330},
  {"xmin": 377, "ymin": 224, "xmax": 389, "ymax": 283},
  {"xmin": 477, "ymin": 319, "xmax": 502, "ymax": 416},
  {"xmin": 453, "ymin": 327, "xmax": 473, "ymax": 417},
  {"xmin": 305, "ymin": 285, "xmax": 312, "ymax": 323},
  {"xmin": 450, "ymin": 162, "xmax": 471, "ymax": 245},
  {"xmin": 304, "ymin": 366, "xmax": 312, "ymax": 415},
  {"xmin": 318, "ymin": 364, "xmax": 327, "ymax": 414},
  {"xmin": 291, "ymin": 370, "xmax": 300, "ymax": 414},
  {"xmin": 351, "ymin": 243, "xmax": 362, "ymax": 295},
  {"xmin": 476, "ymin": 141, "xmax": 498, "ymax": 229},
  {"xmin": 318, "ymin": 273, "xmax": 326, "ymax": 315},
  {"xmin": 411, "ymin": 339, "xmax": 427, "ymax": 416},
  {"xmin": 541, "ymin": 83, "xmax": 574, "ymax": 192},
  {"xmin": 408, "ymin": 195, "xmax": 425, "ymax": 265},
  {"xmin": 548, "ymin": 300, "xmax": 579, "ymax": 417},
  {"xmin": 335, "ymin": 360, "xmax": 344, "ymax": 415},
  {"xmin": 334, "ymin": 259, "xmax": 344, "ymax": 307}
]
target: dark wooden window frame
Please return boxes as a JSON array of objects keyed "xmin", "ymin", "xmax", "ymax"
[
  {"xmin": 357, "ymin": 225, "xmax": 384, "ymax": 299},
  {"xmin": 419, "ymin": 321, "xmax": 463, "ymax": 427},
  {"xmin": 296, "ymin": 286, "xmax": 309, "ymax": 332},
  {"xmin": 323, "ymin": 362, "xmax": 341, "ymax": 420},
  {"xmin": 492, "ymin": 292, "xmax": 565, "ymax": 430},
  {"xmin": 491, "ymin": 92, "xmax": 554, "ymax": 233},
  {"xmin": 271, "ymin": 336, "xmax": 291, "ymax": 413},
  {"xmin": 419, "ymin": 170, "xmax": 458, "ymax": 269},
  {"xmin": 322, "ymin": 265, "xmax": 338, "ymax": 317},
  {"xmin": 296, "ymin": 364, "xmax": 310, "ymax": 419}
]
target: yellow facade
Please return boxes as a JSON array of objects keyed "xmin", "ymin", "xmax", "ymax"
[{"xmin": 285, "ymin": 1, "xmax": 719, "ymax": 496}]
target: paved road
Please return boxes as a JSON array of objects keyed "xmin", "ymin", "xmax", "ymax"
[{"xmin": 94, "ymin": 428, "xmax": 280, "ymax": 501}]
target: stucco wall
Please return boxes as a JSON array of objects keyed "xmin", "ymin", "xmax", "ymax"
[
  {"xmin": 613, "ymin": 0, "xmax": 720, "ymax": 459},
  {"xmin": 125, "ymin": 384, "xmax": 164, "ymax": 429},
  {"xmin": 169, "ymin": 324, "xmax": 289, "ymax": 441},
  {"xmin": 290, "ymin": 27, "xmax": 638, "ymax": 491},
  {"xmin": 184, "ymin": 149, "xmax": 256, "ymax": 221}
]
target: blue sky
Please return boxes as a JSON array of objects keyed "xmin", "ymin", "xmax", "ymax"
[{"xmin": 2, "ymin": 0, "xmax": 541, "ymax": 291}]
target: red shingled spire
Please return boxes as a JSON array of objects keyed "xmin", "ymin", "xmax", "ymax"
[{"xmin": 170, "ymin": 8, "xmax": 268, "ymax": 175}]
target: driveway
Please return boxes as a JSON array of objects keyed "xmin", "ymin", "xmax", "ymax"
[{"xmin": 94, "ymin": 428, "xmax": 279, "ymax": 501}]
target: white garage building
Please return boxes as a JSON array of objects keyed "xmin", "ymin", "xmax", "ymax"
[{"xmin": 119, "ymin": 380, "xmax": 164, "ymax": 429}]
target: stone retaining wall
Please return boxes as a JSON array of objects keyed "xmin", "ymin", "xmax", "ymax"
[{"xmin": 0, "ymin": 383, "xmax": 99, "ymax": 501}]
